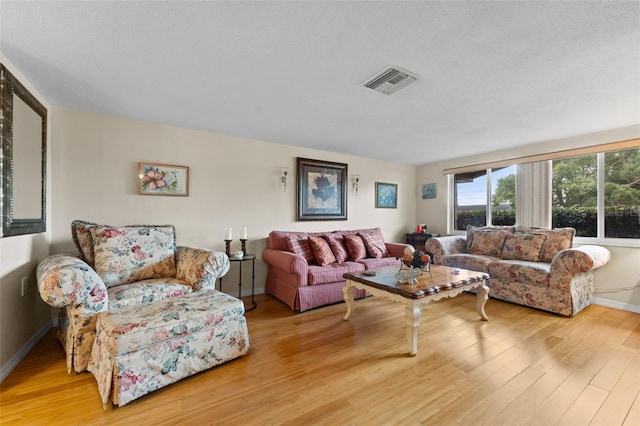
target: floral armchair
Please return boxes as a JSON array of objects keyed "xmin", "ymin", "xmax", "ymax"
[{"xmin": 37, "ymin": 220, "xmax": 230, "ymax": 373}]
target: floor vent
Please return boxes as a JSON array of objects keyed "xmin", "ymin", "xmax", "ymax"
[{"xmin": 363, "ymin": 66, "xmax": 420, "ymax": 96}]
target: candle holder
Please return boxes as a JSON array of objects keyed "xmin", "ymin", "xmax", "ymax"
[
  {"xmin": 240, "ymin": 239, "xmax": 247, "ymax": 256},
  {"xmin": 224, "ymin": 240, "xmax": 232, "ymax": 257}
]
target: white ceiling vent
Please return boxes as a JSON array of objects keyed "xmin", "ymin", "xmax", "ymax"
[{"xmin": 363, "ymin": 66, "xmax": 420, "ymax": 96}]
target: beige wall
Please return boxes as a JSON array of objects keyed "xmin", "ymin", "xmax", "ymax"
[
  {"xmin": 417, "ymin": 125, "xmax": 640, "ymax": 311},
  {"xmin": 50, "ymin": 108, "xmax": 418, "ymax": 298},
  {"xmin": 0, "ymin": 55, "xmax": 53, "ymax": 375},
  {"xmin": 1, "ymin": 56, "xmax": 638, "ymax": 379}
]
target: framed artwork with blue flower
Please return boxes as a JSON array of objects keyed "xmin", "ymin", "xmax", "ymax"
[{"xmin": 297, "ymin": 157, "xmax": 347, "ymax": 221}]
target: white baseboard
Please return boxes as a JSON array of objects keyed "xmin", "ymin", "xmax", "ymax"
[
  {"xmin": 594, "ymin": 297, "xmax": 640, "ymax": 314},
  {"xmin": 0, "ymin": 320, "xmax": 54, "ymax": 383}
]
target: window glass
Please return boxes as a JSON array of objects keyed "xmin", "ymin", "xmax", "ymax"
[
  {"xmin": 454, "ymin": 171, "xmax": 487, "ymax": 230},
  {"xmin": 604, "ymin": 148, "xmax": 640, "ymax": 238},
  {"xmin": 491, "ymin": 166, "xmax": 516, "ymax": 225},
  {"xmin": 552, "ymin": 154, "xmax": 597, "ymax": 237}
]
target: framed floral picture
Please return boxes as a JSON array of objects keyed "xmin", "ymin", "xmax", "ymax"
[
  {"xmin": 138, "ymin": 163, "xmax": 189, "ymax": 196},
  {"xmin": 375, "ymin": 182, "xmax": 397, "ymax": 208},
  {"xmin": 422, "ymin": 183, "xmax": 437, "ymax": 199},
  {"xmin": 297, "ymin": 157, "xmax": 347, "ymax": 221}
]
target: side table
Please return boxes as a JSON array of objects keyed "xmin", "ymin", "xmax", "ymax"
[
  {"xmin": 405, "ymin": 232, "xmax": 433, "ymax": 251},
  {"xmin": 219, "ymin": 254, "xmax": 256, "ymax": 312}
]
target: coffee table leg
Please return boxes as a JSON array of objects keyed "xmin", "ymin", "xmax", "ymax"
[
  {"xmin": 343, "ymin": 282, "xmax": 356, "ymax": 320},
  {"xmin": 405, "ymin": 303, "xmax": 421, "ymax": 356},
  {"xmin": 475, "ymin": 281, "xmax": 490, "ymax": 321}
]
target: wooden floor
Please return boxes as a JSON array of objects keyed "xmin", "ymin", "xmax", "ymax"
[{"xmin": 1, "ymin": 293, "xmax": 639, "ymax": 425}]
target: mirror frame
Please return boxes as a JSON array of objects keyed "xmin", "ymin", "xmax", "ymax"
[{"xmin": 0, "ymin": 64, "xmax": 47, "ymax": 237}]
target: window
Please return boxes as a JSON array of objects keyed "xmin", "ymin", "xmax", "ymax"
[
  {"xmin": 552, "ymin": 148, "xmax": 639, "ymax": 238},
  {"xmin": 604, "ymin": 149, "xmax": 640, "ymax": 238},
  {"xmin": 453, "ymin": 166, "xmax": 516, "ymax": 230},
  {"xmin": 454, "ymin": 171, "xmax": 486, "ymax": 230},
  {"xmin": 449, "ymin": 143, "xmax": 638, "ymax": 240},
  {"xmin": 491, "ymin": 166, "xmax": 516, "ymax": 226},
  {"xmin": 551, "ymin": 154, "xmax": 597, "ymax": 237}
]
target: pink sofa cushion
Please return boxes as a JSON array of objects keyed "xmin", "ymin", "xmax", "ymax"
[
  {"xmin": 343, "ymin": 234, "xmax": 366, "ymax": 261},
  {"xmin": 308, "ymin": 236, "xmax": 336, "ymax": 266},
  {"xmin": 323, "ymin": 233, "xmax": 350, "ymax": 262},
  {"xmin": 308, "ymin": 262, "xmax": 365, "ymax": 285},
  {"xmin": 358, "ymin": 230, "xmax": 389, "ymax": 258},
  {"xmin": 501, "ymin": 233, "xmax": 547, "ymax": 262},
  {"xmin": 357, "ymin": 257, "xmax": 400, "ymax": 270},
  {"xmin": 286, "ymin": 235, "xmax": 315, "ymax": 263}
]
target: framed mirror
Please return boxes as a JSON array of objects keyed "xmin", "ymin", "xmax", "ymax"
[{"xmin": 1, "ymin": 64, "xmax": 47, "ymax": 237}]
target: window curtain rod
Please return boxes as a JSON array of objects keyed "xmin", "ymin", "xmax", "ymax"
[{"xmin": 442, "ymin": 138, "xmax": 640, "ymax": 175}]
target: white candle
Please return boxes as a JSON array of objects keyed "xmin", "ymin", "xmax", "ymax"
[
  {"xmin": 225, "ymin": 227, "xmax": 232, "ymax": 240},
  {"xmin": 242, "ymin": 227, "xmax": 247, "ymax": 239}
]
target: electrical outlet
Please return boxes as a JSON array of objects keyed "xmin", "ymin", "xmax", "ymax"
[{"xmin": 21, "ymin": 277, "xmax": 28, "ymax": 297}]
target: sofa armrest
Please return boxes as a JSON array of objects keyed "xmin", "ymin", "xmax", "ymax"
[
  {"xmin": 425, "ymin": 236, "xmax": 467, "ymax": 264},
  {"xmin": 551, "ymin": 246, "xmax": 611, "ymax": 274},
  {"xmin": 262, "ymin": 248, "xmax": 309, "ymax": 286},
  {"xmin": 385, "ymin": 242, "xmax": 412, "ymax": 258},
  {"xmin": 37, "ymin": 254, "xmax": 108, "ymax": 316},
  {"xmin": 549, "ymin": 245, "xmax": 611, "ymax": 290},
  {"xmin": 176, "ymin": 246, "xmax": 230, "ymax": 291}
]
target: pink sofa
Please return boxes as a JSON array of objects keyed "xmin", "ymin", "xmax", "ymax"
[{"xmin": 262, "ymin": 228, "xmax": 409, "ymax": 311}]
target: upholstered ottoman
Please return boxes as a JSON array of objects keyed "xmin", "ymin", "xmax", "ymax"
[{"xmin": 88, "ymin": 290, "xmax": 250, "ymax": 407}]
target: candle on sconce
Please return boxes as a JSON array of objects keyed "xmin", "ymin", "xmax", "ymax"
[
  {"xmin": 242, "ymin": 227, "xmax": 247, "ymax": 239},
  {"xmin": 225, "ymin": 227, "xmax": 232, "ymax": 240}
]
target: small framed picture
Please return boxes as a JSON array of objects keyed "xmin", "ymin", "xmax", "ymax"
[
  {"xmin": 375, "ymin": 182, "xmax": 397, "ymax": 208},
  {"xmin": 422, "ymin": 183, "xmax": 437, "ymax": 199},
  {"xmin": 138, "ymin": 163, "xmax": 189, "ymax": 196}
]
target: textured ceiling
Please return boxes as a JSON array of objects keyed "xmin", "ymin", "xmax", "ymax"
[{"xmin": 1, "ymin": 1, "xmax": 639, "ymax": 165}]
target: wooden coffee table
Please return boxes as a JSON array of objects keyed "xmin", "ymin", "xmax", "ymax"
[{"xmin": 343, "ymin": 264, "xmax": 490, "ymax": 356}]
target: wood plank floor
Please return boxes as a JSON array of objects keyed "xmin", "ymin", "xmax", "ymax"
[{"xmin": 1, "ymin": 293, "xmax": 639, "ymax": 425}]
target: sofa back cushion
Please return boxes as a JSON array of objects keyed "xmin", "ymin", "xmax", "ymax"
[
  {"xmin": 343, "ymin": 234, "xmax": 367, "ymax": 261},
  {"xmin": 72, "ymin": 219, "xmax": 99, "ymax": 266},
  {"xmin": 286, "ymin": 235, "xmax": 316, "ymax": 263},
  {"xmin": 466, "ymin": 225, "xmax": 515, "ymax": 253},
  {"xmin": 501, "ymin": 233, "xmax": 547, "ymax": 262},
  {"xmin": 469, "ymin": 230, "xmax": 509, "ymax": 257},
  {"xmin": 358, "ymin": 230, "xmax": 389, "ymax": 258},
  {"xmin": 323, "ymin": 233, "xmax": 350, "ymax": 262},
  {"xmin": 91, "ymin": 225, "xmax": 177, "ymax": 287},
  {"xmin": 308, "ymin": 236, "xmax": 337, "ymax": 266},
  {"xmin": 516, "ymin": 226, "xmax": 575, "ymax": 263},
  {"xmin": 539, "ymin": 228, "xmax": 575, "ymax": 263}
]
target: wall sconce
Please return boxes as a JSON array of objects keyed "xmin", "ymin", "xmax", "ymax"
[
  {"xmin": 352, "ymin": 175, "xmax": 360, "ymax": 196},
  {"xmin": 281, "ymin": 167, "xmax": 288, "ymax": 191}
]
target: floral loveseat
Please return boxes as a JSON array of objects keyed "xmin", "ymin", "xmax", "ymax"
[
  {"xmin": 37, "ymin": 220, "xmax": 230, "ymax": 373},
  {"xmin": 262, "ymin": 228, "xmax": 410, "ymax": 311},
  {"xmin": 425, "ymin": 226, "xmax": 611, "ymax": 316}
]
